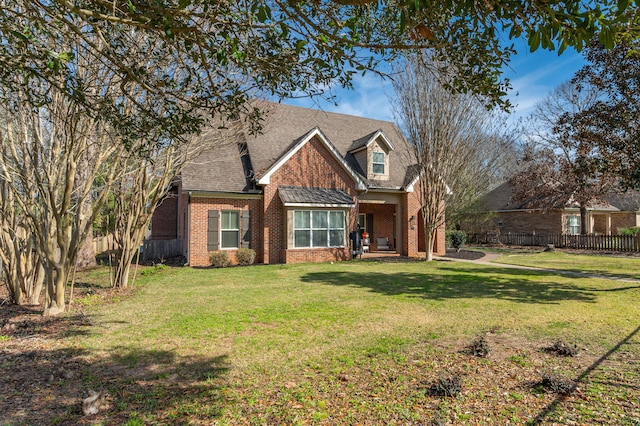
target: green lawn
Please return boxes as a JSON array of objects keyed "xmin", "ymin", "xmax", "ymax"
[
  {"xmin": 6, "ymin": 258, "xmax": 638, "ymax": 425},
  {"xmin": 493, "ymin": 250, "xmax": 640, "ymax": 280}
]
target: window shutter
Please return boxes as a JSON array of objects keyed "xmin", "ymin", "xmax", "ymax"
[
  {"xmin": 207, "ymin": 210, "xmax": 219, "ymax": 251},
  {"xmin": 367, "ymin": 213, "xmax": 374, "ymax": 240},
  {"xmin": 241, "ymin": 210, "xmax": 251, "ymax": 248}
]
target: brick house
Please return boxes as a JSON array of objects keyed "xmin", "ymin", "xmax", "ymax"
[
  {"xmin": 473, "ymin": 181, "xmax": 640, "ymax": 235},
  {"xmin": 151, "ymin": 102, "xmax": 446, "ymax": 266}
]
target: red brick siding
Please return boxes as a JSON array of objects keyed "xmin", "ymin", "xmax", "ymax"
[
  {"xmin": 177, "ymin": 192, "xmax": 188, "ymax": 243},
  {"xmin": 264, "ymin": 135, "xmax": 358, "ymax": 264},
  {"xmin": 591, "ymin": 214, "xmax": 608, "ymax": 234},
  {"xmin": 434, "ymin": 221, "xmax": 446, "ymax": 255},
  {"xmin": 403, "ymin": 192, "xmax": 421, "ymax": 257},
  {"xmin": 612, "ymin": 213, "xmax": 639, "ymax": 233},
  {"xmin": 187, "ymin": 197, "xmax": 262, "ymax": 267},
  {"xmin": 283, "ymin": 248, "xmax": 350, "ymax": 263},
  {"xmin": 358, "ymin": 204, "xmax": 396, "ymax": 251},
  {"xmin": 151, "ymin": 195, "xmax": 178, "ymax": 240},
  {"xmin": 403, "ymin": 187, "xmax": 446, "ymax": 257},
  {"xmin": 488, "ymin": 210, "xmax": 564, "ymax": 234}
]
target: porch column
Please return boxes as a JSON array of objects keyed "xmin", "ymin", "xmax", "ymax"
[{"xmin": 395, "ymin": 203, "xmax": 403, "ymax": 255}]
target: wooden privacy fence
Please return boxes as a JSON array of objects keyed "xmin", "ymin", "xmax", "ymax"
[
  {"xmin": 93, "ymin": 234, "xmax": 114, "ymax": 254},
  {"xmin": 141, "ymin": 239, "xmax": 183, "ymax": 261},
  {"xmin": 93, "ymin": 236, "xmax": 183, "ymax": 261},
  {"xmin": 470, "ymin": 232, "xmax": 640, "ymax": 252}
]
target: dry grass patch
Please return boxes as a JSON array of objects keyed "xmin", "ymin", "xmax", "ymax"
[{"xmin": 1, "ymin": 259, "xmax": 639, "ymax": 424}]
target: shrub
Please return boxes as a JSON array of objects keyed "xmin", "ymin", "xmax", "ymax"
[
  {"xmin": 466, "ymin": 334, "xmax": 490, "ymax": 357},
  {"xmin": 424, "ymin": 374, "xmax": 462, "ymax": 397},
  {"xmin": 538, "ymin": 371, "xmax": 575, "ymax": 395},
  {"xmin": 544, "ymin": 340, "xmax": 578, "ymax": 357},
  {"xmin": 446, "ymin": 230, "xmax": 467, "ymax": 251},
  {"xmin": 236, "ymin": 248, "xmax": 256, "ymax": 266},
  {"xmin": 620, "ymin": 226, "xmax": 639, "ymax": 236},
  {"xmin": 209, "ymin": 251, "xmax": 230, "ymax": 268}
]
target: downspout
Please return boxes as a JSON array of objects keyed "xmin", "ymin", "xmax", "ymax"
[{"xmin": 186, "ymin": 191, "xmax": 192, "ymax": 266}]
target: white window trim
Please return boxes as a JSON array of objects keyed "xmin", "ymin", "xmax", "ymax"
[
  {"xmin": 221, "ymin": 210, "xmax": 240, "ymax": 249},
  {"xmin": 567, "ymin": 215, "xmax": 580, "ymax": 235},
  {"xmin": 372, "ymin": 151, "xmax": 385, "ymax": 175},
  {"xmin": 293, "ymin": 210, "xmax": 346, "ymax": 249}
]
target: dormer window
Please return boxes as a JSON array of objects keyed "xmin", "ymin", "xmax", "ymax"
[
  {"xmin": 372, "ymin": 152, "xmax": 385, "ymax": 174},
  {"xmin": 348, "ymin": 129, "xmax": 394, "ymax": 180}
]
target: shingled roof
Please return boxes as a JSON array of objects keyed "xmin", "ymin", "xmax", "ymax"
[
  {"xmin": 278, "ymin": 186, "xmax": 355, "ymax": 207},
  {"xmin": 479, "ymin": 181, "xmax": 640, "ymax": 212},
  {"xmin": 180, "ymin": 101, "xmax": 415, "ymax": 193}
]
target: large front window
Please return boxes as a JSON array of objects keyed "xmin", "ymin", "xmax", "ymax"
[
  {"xmin": 221, "ymin": 210, "xmax": 240, "ymax": 248},
  {"xmin": 294, "ymin": 210, "xmax": 345, "ymax": 248}
]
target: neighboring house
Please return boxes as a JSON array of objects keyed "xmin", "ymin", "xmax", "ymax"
[
  {"xmin": 151, "ymin": 102, "xmax": 446, "ymax": 266},
  {"xmin": 474, "ymin": 181, "xmax": 640, "ymax": 235}
]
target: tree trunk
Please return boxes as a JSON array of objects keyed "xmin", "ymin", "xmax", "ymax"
[
  {"xmin": 580, "ymin": 204, "xmax": 588, "ymax": 235},
  {"xmin": 27, "ymin": 263, "xmax": 45, "ymax": 305},
  {"xmin": 76, "ymin": 230, "xmax": 97, "ymax": 269},
  {"xmin": 1, "ymin": 231, "xmax": 44, "ymax": 306},
  {"xmin": 424, "ymin": 229, "xmax": 434, "ymax": 261},
  {"xmin": 113, "ymin": 251, "xmax": 133, "ymax": 288},
  {"xmin": 74, "ymin": 148, "xmax": 97, "ymax": 270},
  {"xmin": 44, "ymin": 268, "xmax": 67, "ymax": 316}
]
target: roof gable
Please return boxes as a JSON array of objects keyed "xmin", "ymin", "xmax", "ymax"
[
  {"xmin": 181, "ymin": 102, "xmax": 415, "ymax": 194},
  {"xmin": 256, "ymin": 127, "xmax": 367, "ymax": 190},
  {"xmin": 348, "ymin": 129, "xmax": 395, "ymax": 154}
]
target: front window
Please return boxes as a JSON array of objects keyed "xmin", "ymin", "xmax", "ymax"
[
  {"xmin": 221, "ymin": 210, "xmax": 240, "ymax": 248},
  {"xmin": 567, "ymin": 215, "xmax": 580, "ymax": 235},
  {"xmin": 372, "ymin": 152, "xmax": 385, "ymax": 174},
  {"xmin": 294, "ymin": 210, "xmax": 345, "ymax": 248}
]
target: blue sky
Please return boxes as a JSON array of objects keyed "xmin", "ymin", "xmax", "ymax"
[{"xmin": 284, "ymin": 40, "xmax": 587, "ymax": 125}]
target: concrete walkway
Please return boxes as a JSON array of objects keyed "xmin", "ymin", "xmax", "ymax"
[{"xmin": 434, "ymin": 250, "xmax": 640, "ymax": 285}]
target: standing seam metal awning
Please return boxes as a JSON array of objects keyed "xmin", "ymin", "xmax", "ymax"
[{"xmin": 278, "ymin": 186, "xmax": 355, "ymax": 207}]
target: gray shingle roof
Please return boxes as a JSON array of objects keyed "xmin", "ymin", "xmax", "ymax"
[
  {"xmin": 181, "ymin": 101, "xmax": 416, "ymax": 193},
  {"xmin": 479, "ymin": 181, "xmax": 640, "ymax": 212},
  {"xmin": 278, "ymin": 186, "xmax": 354, "ymax": 206}
]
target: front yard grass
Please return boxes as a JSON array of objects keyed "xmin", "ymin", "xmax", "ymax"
[
  {"xmin": 493, "ymin": 250, "xmax": 640, "ymax": 280},
  {"xmin": 2, "ymin": 258, "xmax": 639, "ymax": 425}
]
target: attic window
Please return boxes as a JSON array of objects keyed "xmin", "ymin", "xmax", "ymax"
[{"xmin": 372, "ymin": 152, "xmax": 385, "ymax": 174}]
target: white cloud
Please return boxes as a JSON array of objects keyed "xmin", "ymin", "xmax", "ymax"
[
  {"xmin": 284, "ymin": 72, "xmax": 395, "ymax": 122},
  {"xmin": 284, "ymin": 46, "xmax": 586, "ymax": 126},
  {"xmin": 505, "ymin": 49, "xmax": 585, "ymax": 122}
]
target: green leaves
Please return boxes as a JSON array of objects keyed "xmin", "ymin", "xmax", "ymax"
[
  {"xmin": 528, "ymin": 30, "xmax": 541, "ymax": 52},
  {"xmin": 599, "ymin": 26, "xmax": 615, "ymax": 49},
  {"xmin": 45, "ymin": 50, "xmax": 74, "ymax": 71}
]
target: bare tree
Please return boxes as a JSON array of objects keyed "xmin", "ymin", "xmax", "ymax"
[
  {"xmin": 106, "ymin": 102, "xmax": 262, "ymax": 289},
  {"xmin": 511, "ymin": 80, "xmax": 617, "ymax": 234},
  {"xmin": 445, "ymin": 131, "xmax": 520, "ymax": 230},
  {"xmin": 0, "ymin": 181, "xmax": 45, "ymax": 306},
  {"xmin": 392, "ymin": 53, "xmax": 515, "ymax": 260},
  {"xmin": 0, "ymin": 86, "xmax": 124, "ymax": 315}
]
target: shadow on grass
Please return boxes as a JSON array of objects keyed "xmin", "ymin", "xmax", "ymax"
[
  {"xmin": 302, "ymin": 265, "xmax": 597, "ymax": 304},
  {"xmin": 0, "ymin": 344, "xmax": 230, "ymax": 425},
  {"xmin": 531, "ymin": 324, "xmax": 640, "ymax": 424},
  {"xmin": 0, "ymin": 306, "xmax": 230, "ymax": 425}
]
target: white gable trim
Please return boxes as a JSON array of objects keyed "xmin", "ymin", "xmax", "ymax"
[
  {"xmin": 256, "ymin": 127, "xmax": 367, "ymax": 190},
  {"xmin": 404, "ymin": 170, "xmax": 452, "ymax": 195},
  {"xmin": 349, "ymin": 129, "xmax": 395, "ymax": 154}
]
